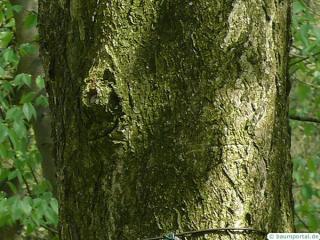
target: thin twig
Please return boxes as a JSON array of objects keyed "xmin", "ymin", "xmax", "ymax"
[
  {"xmin": 292, "ymin": 45, "xmax": 303, "ymax": 51},
  {"xmin": 295, "ymin": 212, "xmax": 311, "ymax": 232},
  {"xmin": 20, "ymin": 173, "xmax": 32, "ymax": 196},
  {"xmin": 40, "ymin": 224, "xmax": 58, "ymax": 234},
  {"xmin": 290, "ymin": 51, "xmax": 320, "ymax": 66},
  {"xmin": 0, "ymin": 75, "xmax": 14, "ymax": 80},
  {"xmin": 289, "ymin": 114, "xmax": 320, "ymax": 124},
  {"xmin": 295, "ymin": 78, "xmax": 320, "ymax": 89},
  {"xmin": 300, "ymin": 0, "xmax": 320, "ymax": 17},
  {"xmin": 27, "ymin": 163, "xmax": 39, "ymax": 184}
]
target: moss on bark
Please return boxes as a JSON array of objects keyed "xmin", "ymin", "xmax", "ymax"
[{"xmin": 39, "ymin": 0, "xmax": 294, "ymax": 239}]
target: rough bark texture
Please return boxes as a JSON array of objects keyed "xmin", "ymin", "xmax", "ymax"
[{"xmin": 39, "ymin": 0, "xmax": 294, "ymax": 239}]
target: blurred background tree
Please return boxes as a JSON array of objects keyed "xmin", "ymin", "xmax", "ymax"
[{"xmin": 0, "ymin": 0, "xmax": 319, "ymax": 239}]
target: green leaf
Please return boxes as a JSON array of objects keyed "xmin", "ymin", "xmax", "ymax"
[
  {"xmin": 20, "ymin": 197, "xmax": 32, "ymax": 215},
  {"xmin": 22, "ymin": 102, "xmax": 36, "ymax": 120},
  {"xmin": 13, "ymin": 73, "xmax": 32, "ymax": 88},
  {"xmin": 293, "ymin": 1, "xmax": 305, "ymax": 14},
  {"xmin": 7, "ymin": 170, "xmax": 18, "ymax": 181},
  {"xmin": 0, "ymin": 200, "xmax": 10, "ymax": 227},
  {"xmin": 19, "ymin": 43, "xmax": 37, "ymax": 56},
  {"xmin": 301, "ymin": 184, "xmax": 313, "ymax": 200},
  {"xmin": 20, "ymin": 91, "xmax": 36, "ymax": 104},
  {"xmin": 0, "ymin": 122, "xmax": 8, "ymax": 144},
  {"xmin": 32, "ymin": 181, "xmax": 51, "ymax": 195},
  {"xmin": 296, "ymin": 84, "xmax": 311, "ymax": 102},
  {"xmin": 6, "ymin": 182, "xmax": 18, "ymax": 194},
  {"xmin": 0, "ymin": 31, "xmax": 13, "ymax": 48},
  {"xmin": 50, "ymin": 198, "xmax": 58, "ymax": 214},
  {"xmin": 1, "ymin": 82, "xmax": 13, "ymax": 95},
  {"xmin": 35, "ymin": 75, "xmax": 45, "ymax": 89},
  {"xmin": 6, "ymin": 106, "xmax": 23, "ymax": 121},
  {"xmin": 25, "ymin": 221, "xmax": 37, "ymax": 234},
  {"xmin": 307, "ymin": 158, "xmax": 317, "ymax": 172},
  {"xmin": 8, "ymin": 128, "xmax": 19, "ymax": 148},
  {"xmin": 0, "ymin": 168, "xmax": 9, "ymax": 181},
  {"xmin": 303, "ymin": 124, "xmax": 314, "ymax": 136},
  {"xmin": 35, "ymin": 95, "xmax": 49, "ymax": 107},
  {"xmin": 0, "ymin": 144, "xmax": 9, "ymax": 159},
  {"xmin": 0, "ymin": 12, "xmax": 4, "ymax": 26},
  {"xmin": 3, "ymin": 48, "xmax": 19, "ymax": 65},
  {"xmin": 13, "ymin": 120, "xmax": 27, "ymax": 138},
  {"xmin": 12, "ymin": 5, "xmax": 23, "ymax": 13},
  {"xmin": 3, "ymin": 2, "xmax": 14, "ymax": 19},
  {"xmin": 4, "ymin": 18, "xmax": 15, "ymax": 28},
  {"xmin": 0, "ymin": 66, "xmax": 5, "ymax": 77},
  {"xmin": 24, "ymin": 12, "xmax": 37, "ymax": 28},
  {"xmin": 22, "ymin": 103, "xmax": 32, "ymax": 121},
  {"xmin": 10, "ymin": 196, "xmax": 23, "ymax": 221},
  {"xmin": 44, "ymin": 207, "xmax": 58, "ymax": 225},
  {"xmin": 309, "ymin": 215, "xmax": 320, "ymax": 231}
]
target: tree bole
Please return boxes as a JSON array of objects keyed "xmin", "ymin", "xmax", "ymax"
[{"xmin": 39, "ymin": 0, "xmax": 294, "ymax": 239}]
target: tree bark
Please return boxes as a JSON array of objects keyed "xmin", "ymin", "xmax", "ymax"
[{"xmin": 39, "ymin": 0, "xmax": 294, "ymax": 239}]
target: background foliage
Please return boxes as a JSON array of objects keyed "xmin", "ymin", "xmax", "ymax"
[
  {"xmin": 290, "ymin": 0, "xmax": 320, "ymax": 232},
  {"xmin": 0, "ymin": 0, "xmax": 58, "ymax": 239},
  {"xmin": 0, "ymin": 0, "xmax": 319, "ymax": 239}
]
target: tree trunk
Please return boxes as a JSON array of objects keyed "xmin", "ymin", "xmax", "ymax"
[{"xmin": 39, "ymin": 0, "xmax": 294, "ymax": 239}]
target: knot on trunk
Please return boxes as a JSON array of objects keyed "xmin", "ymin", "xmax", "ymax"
[{"xmin": 82, "ymin": 66, "xmax": 125, "ymax": 141}]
